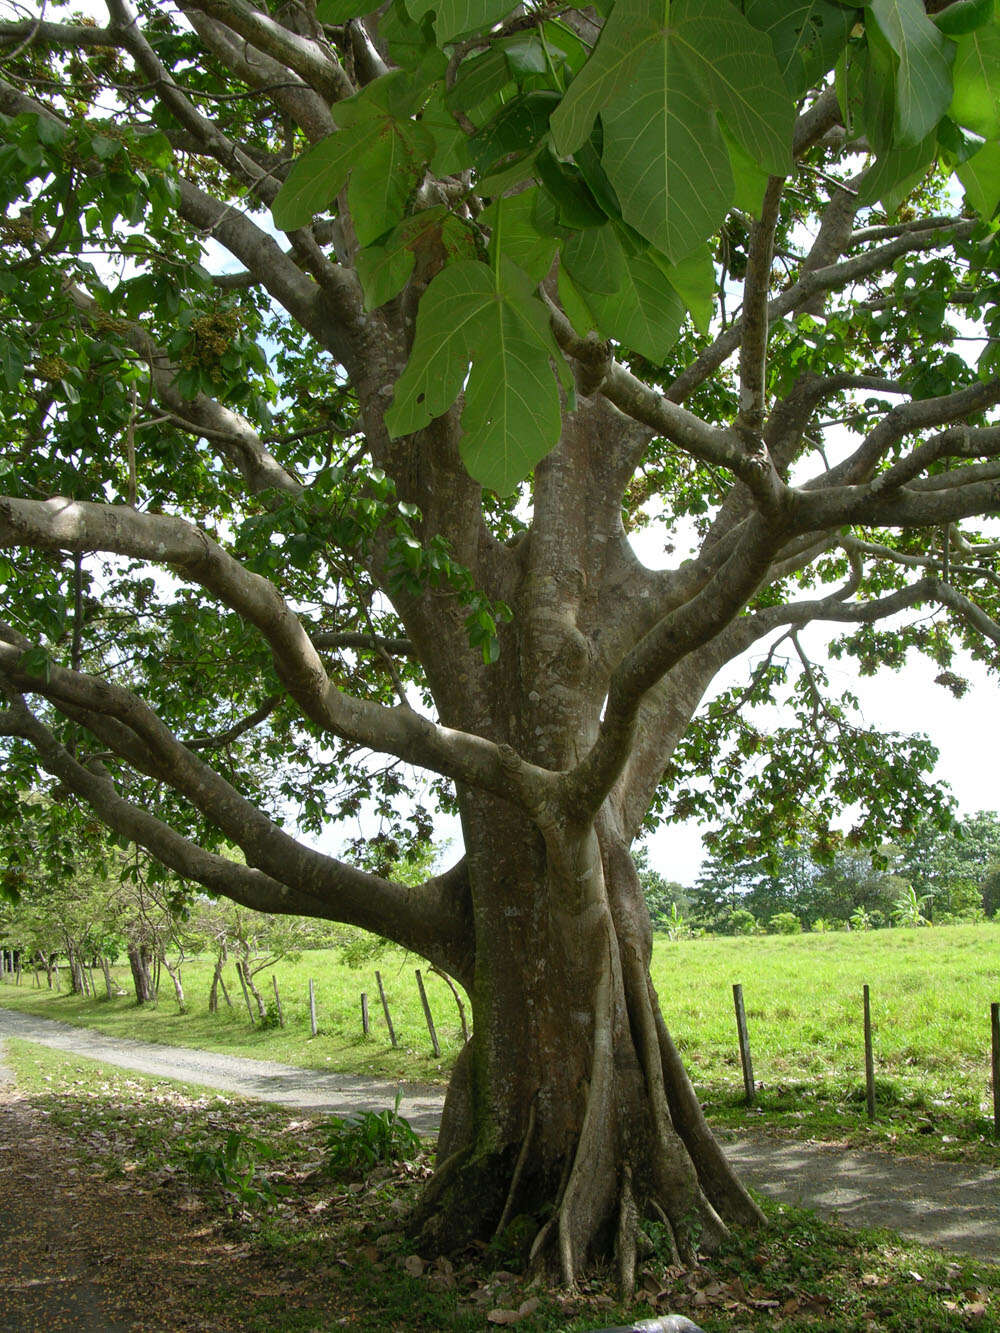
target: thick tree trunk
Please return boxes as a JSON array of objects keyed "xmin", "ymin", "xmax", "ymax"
[
  {"xmin": 127, "ymin": 944, "xmax": 154, "ymax": 1005},
  {"xmin": 414, "ymin": 799, "xmax": 763, "ymax": 1290}
]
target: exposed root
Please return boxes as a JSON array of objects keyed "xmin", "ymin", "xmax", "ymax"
[
  {"xmin": 493, "ymin": 1096, "xmax": 537, "ymax": 1242},
  {"xmin": 653, "ymin": 996, "xmax": 766, "ymax": 1229},
  {"xmin": 557, "ymin": 931, "xmax": 616, "ymax": 1289},
  {"xmin": 616, "ymin": 1166, "xmax": 638, "ymax": 1298}
]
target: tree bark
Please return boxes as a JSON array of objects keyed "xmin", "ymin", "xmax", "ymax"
[
  {"xmin": 127, "ymin": 944, "xmax": 155, "ymax": 1005},
  {"xmin": 415, "ymin": 798, "xmax": 763, "ymax": 1290}
]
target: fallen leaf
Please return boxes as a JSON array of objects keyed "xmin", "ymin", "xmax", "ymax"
[
  {"xmin": 402, "ymin": 1254, "xmax": 425, "ymax": 1277},
  {"xmin": 517, "ymin": 1298, "xmax": 540, "ymax": 1316}
]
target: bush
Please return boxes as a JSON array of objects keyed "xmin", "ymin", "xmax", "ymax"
[
  {"xmin": 768, "ymin": 911, "xmax": 802, "ymax": 935},
  {"xmin": 727, "ymin": 908, "xmax": 759, "ymax": 936}
]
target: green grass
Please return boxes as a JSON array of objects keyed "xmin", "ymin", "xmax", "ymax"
[
  {"xmin": 652, "ymin": 922, "xmax": 1000, "ymax": 1159},
  {"xmin": 2, "ymin": 922, "xmax": 998, "ymax": 1158},
  {"xmin": 4, "ymin": 1037, "xmax": 999, "ymax": 1332}
]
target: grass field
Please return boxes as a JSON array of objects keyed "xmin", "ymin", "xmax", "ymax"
[{"xmin": 2, "ymin": 921, "xmax": 998, "ymax": 1158}]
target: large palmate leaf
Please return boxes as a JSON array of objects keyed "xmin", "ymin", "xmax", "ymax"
[
  {"xmin": 744, "ymin": 0, "xmax": 855, "ymax": 95},
  {"xmin": 483, "ymin": 189, "xmax": 558, "ymax": 282},
  {"xmin": 948, "ymin": 8, "xmax": 1000, "ymax": 137},
  {"xmin": 355, "ymin": 207, "xmax": 473, "ymax": 310},
  {"xmin": 558, "ymin": 238, "xmax": 686, "ymax": 364},
  {"xmin": 866, "ymin": 0, "xmax": 956, "ymax": 145},
  {"xmin": 385, "ymin": 260, "xmax": 566, "ymax": 493},
  {"xmin": 550, "ymin": 0, "xmax": 793, "ymax": 261}
]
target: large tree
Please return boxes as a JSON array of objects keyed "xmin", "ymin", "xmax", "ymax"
[{"xmin": 3, "ymin": 0, "xmax": 1000, "ymax": 1288}]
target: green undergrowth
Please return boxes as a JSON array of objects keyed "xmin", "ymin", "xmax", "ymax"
[
  {"xmin": 3, "ymin": 1038, "xmax": 999, "ymax": 1331},
  {"xmin": 1, "ymin": 923, "xmax": 998, "ymax": 1161}
]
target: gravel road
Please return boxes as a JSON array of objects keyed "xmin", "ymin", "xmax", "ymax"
[{"xmin": 2, "ymin": 1006, "xmax": 998, "ymax": 1263}]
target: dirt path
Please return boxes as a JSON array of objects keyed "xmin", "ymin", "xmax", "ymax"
[{"xmin": 1, "ymin": 1007, "xmax": 999, "ymax": 1265}]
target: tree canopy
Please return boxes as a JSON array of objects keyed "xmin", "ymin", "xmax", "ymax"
[{"xmin": 3, "ymin": 0, "xmax": 1000, "ymax": 1290}]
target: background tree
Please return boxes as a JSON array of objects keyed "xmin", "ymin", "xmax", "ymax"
[{"xmin": 3, "ymin": 0, "xmax": 1000, "ymax": 1288}]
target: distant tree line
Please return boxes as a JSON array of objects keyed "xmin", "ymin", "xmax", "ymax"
[{"xmin": 637, "ymin": 811, "xmax": 1000, "ymax": 937}]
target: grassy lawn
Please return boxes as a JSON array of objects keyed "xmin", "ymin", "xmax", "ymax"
[
  {"xmin": 1, "ymin": 921, "xmax": 998, "ymax": 1158},
  {"xmin": 4, "ymin": 1037, "xmax": 998, "ymax": 1332}
]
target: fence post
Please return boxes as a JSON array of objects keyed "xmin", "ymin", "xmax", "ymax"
[
  {"xmin": 361, "ymin": 992, "xmax": 370, "ymax": 1036},
  {"xmin": 376, "ymin": 970, "xmax": 397, "ymax": 1047},
  {"xmin": 863, "ymin": 984, "xmax": 876, "ymax": 1121},
  {"xmin": 732, "ymin": 983, "xmax": 755, "ymax": 1105},
  {"xmin": 415, "ymin": 969, "xmax": 441, "ymax": 1058},
  {"xmin": 272, "ymin": 973, "xmax": 285, "ymax": 1027},
  {"xmin": 991, "ymin": 1002, "xmax": 999, "ymax": 1141},
  {"xmin": 309, "ymin": 978, "xmax": 318, "ymax": 1037}
]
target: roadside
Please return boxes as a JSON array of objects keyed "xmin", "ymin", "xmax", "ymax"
[{"xmin": 2, "ymin": 1006, "xmax": 998, "ymax": 1265}]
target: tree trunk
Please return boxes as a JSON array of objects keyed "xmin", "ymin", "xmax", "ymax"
[
  {"xmin": 414, "ymin": 799, "xmax": 763, "ymax": 1290},
  {"xmin": 208, "ymin": 947, "xmax": 228, "ymax": 1012},
  {"xmin": 127, "ymin": 944, "xmax": 155, "ymax": 1005},
  {"xmin": 160, "ymin": 951, "xmax": 186, "ymax": 1013},
  {"xmin": 100, "ymin": 956, "xmax": 113, "ymax": 1000}
]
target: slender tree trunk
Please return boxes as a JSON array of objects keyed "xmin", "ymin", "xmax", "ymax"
[
  {"xmin": 100, "ymin": 956, "xmax": 113, "ymax": 1000},
  {"xmin": 127, "ymin": 944, "xmax": 155, "ymax": 1005},
  {"xmin": 160, "ymin": 951, "xmax": 186, "ymax": 1013},
  {"xmin": 208, "ymin": 947, "xmax": 227, "ymax": 1012}
]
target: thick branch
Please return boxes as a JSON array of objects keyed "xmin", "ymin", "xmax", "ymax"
[
  {"xmin": 177, "ymin": 0, "xmax": 353, "ymax": 103},
  {"xmin": 0, "ymin": 496, "xmax": 554, "ymax": 811}
]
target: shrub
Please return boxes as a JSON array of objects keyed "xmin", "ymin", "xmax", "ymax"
[
  {"xmin": 727, "ymin": 908, "xmax": 759, "ymax": 936},
  {"xmin": 322, "ymin": 1093, "xmax": 422, "ymax": 1177},
  {"xmin": 768, "ymin": 911, "xmax": 802, "ymax": 935}
]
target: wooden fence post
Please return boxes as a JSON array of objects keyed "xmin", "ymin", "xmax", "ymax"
[
  {"xmin": 376, "ymin": 970, "xmax": 397, "ymax": 1047},
  {"xmin": 732, "ymin": 983, "xmax": 755, "ymax": 1106},
  {"xmin": 991, "ymin": 1002, "xmax": 999, "ymax": 1141},
  {"xmin": 863, "ymin": 984, "xmax": 876, "ymax": 1121},
  {"xmin": 415, "ymin": 969, "xmax": 441, "ymax": 1058},
  {"xmin": 272, "ymin": 973, "xmax": 285, "ymax": 1027},
  {"xmin": 309, "ymin": 978, "xmax": 318, "ymax": 1036},
  {"xmin": 361, "ymin": 992, "xmax": 370, "ymax": 1036}
]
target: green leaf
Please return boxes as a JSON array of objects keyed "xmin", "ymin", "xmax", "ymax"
[
  {"xmin": 536, "ymin": 147, "xmax": 609, "ymax": 228},
  {"xmin": 561, "ymin": 223, "xmax": 625, "ymax": 294},
  {"xmin": 483, "ymin": 189, "xmax": 558, "ymax": 282},
  {"xmin": 552, "ymin": 0, "xmax": 793, "ymax": 262},
  {"xmin": 386, "ymin": 260, "xmax": 496, "ymax": 437},
  {"xmin": 866, "ymin": 0, "xmax": 956, "ymax": 146},
  {"xmin": 655, "ymin": 244, "xmax": 715, "ymax": 333},
  {"xmin": 600, "ymin": 38, "xmax": 733, "ymax": 263},
  {"xmin": 584, "ymin": 247, "xmax": 685, "ymax": 363},
  {"xmin": 724, "ymin": 128, "xmax": 771, "ymax": 215},
  {"xmin": 470, "ymin": 91, "xmax": 560, "ymax": 172},
  {"xmin": 348, "ymin": 120, "xmax": 431, "ymax": 246},
  {"xmin": 560, "ymin": 243, "xmax": 684, "ymax": 363},
  {"xmin": 460, "ymin": 270, "xmax": 563, "ymax": 494},
  {"xmin": 386, "ymin": 259, "xmax": 565, "ymax": 493},
  {"xmin": 933, "ymin": 0, "xmax": 995, "ymax": 37},
  {"xmin": 949, "ymin": 10, "xmax": 1000, "ymax": 136},
  {"xmin": 857, "ymin": 131, "xmax": 937, "ymax": 208},
  {"xmin": 956, "ymin": 138, "xmax": 1000, "ymax": 218},
  {"xmin": 557, "ymin": 265, "xmax": 599, "ymax": 338},
  {"xmin": 406, "ymin": 0, "xmax": 518, "ymax": 44},
  {"xmin": 272, "ymin": 123, "xmax": 377, "ymax": 231},
  {"xmin": 744, "ymin": 0, "xmax": 855, "ymax": 95},
  {"xmin": 446, "ymin": 47, "xmax": 512, "ymax": 113},
  {"xmin": 316, "ymin": 0, "xmax": 374, "ymax": 19},
  {"xmin": 357, "ymin": 208, "xmax": 474, "ymax": 309}
]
